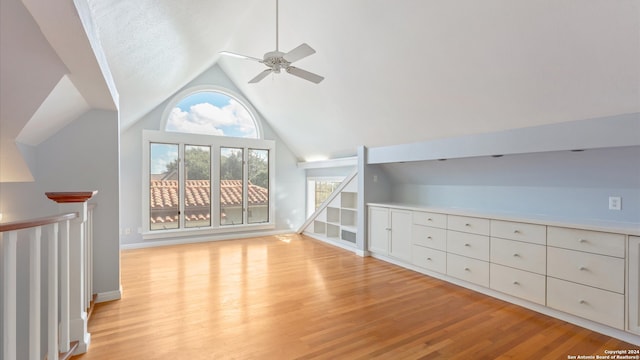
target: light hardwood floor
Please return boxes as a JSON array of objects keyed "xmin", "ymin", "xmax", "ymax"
[{"xmin": 76, "ymin": 234, "xmax": 637, "ymax": 359}]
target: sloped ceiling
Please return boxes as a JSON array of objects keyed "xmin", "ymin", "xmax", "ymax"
[{"xmin": 4, "ymin": 0, "xmax": 640, "ymax": 165}]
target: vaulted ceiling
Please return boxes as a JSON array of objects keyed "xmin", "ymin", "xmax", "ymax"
[{"xmin": 2, "ymin": 0, "xmax": 639, "ymax": 170}]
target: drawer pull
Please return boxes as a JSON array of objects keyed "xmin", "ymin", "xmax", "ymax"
[
  {"xmin": 579, "ymin": 266, "xmax": 587, "ymax": 271},
  {"xmin": 579, "ymin": 299, "xmax": 587, "ymax": 305},
  {"xmin": 426, "ymin": 257, "xmax": 432, "ymax": 261},
  {"xmin": 465, "ymin": 223, "xmax": 471, "ymax": 227},
  {"xmin": 464, "ymin": 267, "xmax": 470, "ymax": 271},
  {"xmin": 513, "ymin": 230, "xmax": 520, "ymax": 234},
  {"xmin": 512, "ymin": 253, "xmax": 520, "ymax": 257},
  {"xmin": 427, "ymin": 236, "xmax": 432, "ymax": 239},
  {"xmin": 512, "ymin": 281, "xmax": 520, "ymax": 285},
  {"xmin": 385, "ymin": 227, "xmax": 391, "ymax": 231},
  {"xmin": 427, "ymin": 218, "xmax": 433, "ymax": 221},
  {"xmin": 464, "ymin": 243, "xmax": 471, "ymax": 247}
]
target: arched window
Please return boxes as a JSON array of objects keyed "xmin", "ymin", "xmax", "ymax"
[
  {"xmin": 143, "ymin": 87, "xmax": 274, "ymax": 237},
  {"xmin": 163, "ymin": 88, "xmax": 261, "ymax": 139}
]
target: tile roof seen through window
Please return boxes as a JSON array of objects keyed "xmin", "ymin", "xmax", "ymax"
[{"xmin": 150, "ymin": 180, "xmax": 268, "ymax": 209}]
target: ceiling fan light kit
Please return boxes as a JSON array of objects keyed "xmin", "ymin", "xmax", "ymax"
[{"xmin": 220, "ymin": 0, "xmax": 324, "ymax": 84}]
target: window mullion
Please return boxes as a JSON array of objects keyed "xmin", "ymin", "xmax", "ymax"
[
  {"xmin": 243, "ymin": 147, "xmax": 249, "ymax": 225},
  {"xmin": 179, "ymin": 143, "xmax": 185, "ymax": 229}
]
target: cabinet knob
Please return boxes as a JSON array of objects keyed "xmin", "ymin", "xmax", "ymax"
[
  {"xmin": 464, "ymin": 243, "xmax": 471, "ymax": 247},
  {"xmin": 512, "ymin": 253, "xmax": 520, "ymax": 257},
  {"xmin": 426, "ymin": 257, "xmax": 432, "ymax": 261},
  {"xmin": 385, "ymin": 227, "xmax": 391, "ymax": 231},
  {"xmin": 513, "ymin": 230, "xmax": 520, "ymax": 234},
  {"xmin": 427, "ymin": 218, "xmax": 433, "ymax": 221},
  {"xmin": 513, "ymin": 281, "xmax": 520, "ymax": 285},
  {"xmin": 579, "ymin": 238, "xmax": 587, "ymax": 243},
  {"xmin": 464, "ymin": 267, "xmax": 470, "ymax": 271},
  {"xmin": 465, "ymin": 223, "xmax": 471, "ymax": 227},
  {"xmin": 579, "ymin": 299, "xmax": 587, "ymax": 304},
  {"xmin": 427, "ymin": 236, "xmax": 432, "ymax": 239},
  {"xmin": 579, "ymin": 266, "xmax": 587, "ymax": 271}
]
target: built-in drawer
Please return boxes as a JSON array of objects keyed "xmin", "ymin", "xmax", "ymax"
[
  {"xmin": 490, "ymin": 220, "xmax": 546, "ymax": 245},
  {"xmin": 490, "ymin": 237, "xmax": 546, "ymax": 275},
  {"xmin": 447, "ymin": 230, "xmax": 490, "ymax": 261},
  {"xmin": 413, "ymin": 211, "xmax": 447, "ymax": 229},
  {"xmin": 547, "ymin": 277, "xmax": 624, "ymax": 330},
  {"xmin": 446, "ymin": 253, "xmax": 489, "ymax": 287},
  {"xmin": 547, "ymin": 247, "xmax": 624, "ymax": 294},
  {"xmin": 490, "ymin": 263, "xmax": 546, "ymax": 305},
  {"xmin": 412, "ymin": 245, "xmax": 446, "ymax": 274},
  {"xmin": 447, "ymin": 215, "xmax": 490, "ymax": 236},
  {"xmin": 412, "ymin": 225, "xmax": 446, "ymax": 251},
  {"xmin": 547, "ymin": 226, "xmax": 625, "ymax": 258}
]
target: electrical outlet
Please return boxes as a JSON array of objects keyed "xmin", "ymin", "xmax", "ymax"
[{"xmin": 609, "ymin": 196, "xmax": 622, "ymax": 211}]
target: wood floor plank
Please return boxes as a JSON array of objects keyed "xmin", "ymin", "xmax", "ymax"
[{"xmin": 75, "ymin": 234, "xmax": 638, "ymax": 359}]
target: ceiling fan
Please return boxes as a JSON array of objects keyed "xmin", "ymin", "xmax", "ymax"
[{"xmin": 219, "ymin": 0, "xmax": 324, "ymax": 84}]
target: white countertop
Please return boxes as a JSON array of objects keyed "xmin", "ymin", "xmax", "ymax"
[{"xmin": 368, "ymin": 202, "xmax": 640, "ymax": 236}]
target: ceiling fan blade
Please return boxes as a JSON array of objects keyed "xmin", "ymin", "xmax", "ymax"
[
  {"xmin": 219, "ymin": 51, "xmax": 263, "ymax": 62},
  {"xmin": 286, "ymin": 66, "xmax": 324, "ymax": 84},
  {"xmin": 283, "ymin": 43, "xmax": 316, "ymax": 63},
  {"xmin": 249, "ymin": 69, "xmax": 273, "ymax": 83}
]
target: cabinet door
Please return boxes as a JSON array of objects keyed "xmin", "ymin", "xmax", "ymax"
[
  {"xmin": 389, "ymin": 209, "xmax": 412, "ymax": 262},
  {"xmin": 368, "ymin": 207, "xmax": 389, "ymax": 254},
  {"xmin": 629, "ymin": 236, "xmax": 640, "ymax": 334}
]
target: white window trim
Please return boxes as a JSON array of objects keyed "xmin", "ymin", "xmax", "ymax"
[{"xmin": 142, "ymin": 129, "xmax": 276, "ymax": 239}]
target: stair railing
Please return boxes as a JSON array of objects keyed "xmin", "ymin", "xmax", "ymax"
[{"xmin": 1, "ymin": 191, "xmax": 97, "ymax": 360}]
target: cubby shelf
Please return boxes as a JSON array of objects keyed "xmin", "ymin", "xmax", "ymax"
[{"xmin": 305, "ymin": 174, "xmax": 359, "ymax": 249}]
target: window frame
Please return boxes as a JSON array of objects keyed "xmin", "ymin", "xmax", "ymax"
[{"xmin": 142, "ymin": 131, "xmax": 275, "ymax": 240}]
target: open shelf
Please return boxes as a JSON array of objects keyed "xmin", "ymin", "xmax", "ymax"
[
  {"xmin": 341, "ymin": 192, "xmax": 357, "ymax": 209},
  {"xmin": 327, "ymin": 207, "xmax": 340, "ymax": 223},
  {"xmin": 341, "ymin": 209, "xmax": 356, "ymax": 227},
  {"xmin": 327, "ymin": 224, "xmax": 340, "ymax": 238}
]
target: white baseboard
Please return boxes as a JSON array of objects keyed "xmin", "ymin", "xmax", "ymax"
[
  {"xmin": 95, "ymin": 286, "xmax": 122, "ymax": 303},
  {"xmin": 302, "ymin": 232, "xmax": 362, "ymax": 255},
  {"xmin": 121, "ymin": 229, "xmax": 293, "ymax": 250}
]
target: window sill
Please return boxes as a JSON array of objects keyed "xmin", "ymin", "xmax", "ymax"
[{"xmin": 142, "ymin": 223, "xmax": 276, "ymax": 241}]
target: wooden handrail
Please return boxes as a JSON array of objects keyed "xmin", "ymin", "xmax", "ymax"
[{"xmin": 0, "ymin": 212, "xmax": 78, "ymax": 232}]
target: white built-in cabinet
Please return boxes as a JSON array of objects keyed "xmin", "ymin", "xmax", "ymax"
[
  {"xmin": 629, "ymin": 236, "xmax": 640, "ymax": 335},
  {"xmin": 367, "ymin": 207, "xmax": 412, "ymax": 262},
  {"xmin": 368, "ymin": 207, "xmax": 389, "ymax": 253},
  {"xmin": 368, "ymin": 204, "xmax": 640, "ymax": 343}
]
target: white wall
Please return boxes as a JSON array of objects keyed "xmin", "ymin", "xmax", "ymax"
[
  {"xmin": 0, "ymin": 110, "xmax": 120, "ymax": 293},
  {"xmin": 380, "ymin": 146, "xmax": 640, "ymax": 224},
  {"xmin": 0, "ymin": 109, "xmax": 120, "ymax": 358},
  {"xmin": 119, "ymin": 64, "xmax": 305, "ymax": 245}
]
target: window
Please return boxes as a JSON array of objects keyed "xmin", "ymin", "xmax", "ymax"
[
  {"xmin": 143, "ymin": 87, "xmax": 274, "ymax": 237},
  {"xmin": 165, "ymin": 90, "xmax": 259, "ymax": 138},
  {"xmin": 306, "ymin": 177, "xmax": 345, "ymax": 217}
]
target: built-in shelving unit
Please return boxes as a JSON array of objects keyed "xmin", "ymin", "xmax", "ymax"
[{"xmin": 300, "ymin": 173, "xmax": 359, "ymax": 251}]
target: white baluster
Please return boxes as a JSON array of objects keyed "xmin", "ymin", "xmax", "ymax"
[
  {"xmin": 2, "ymin": 231, "xmax": 18, "ymax": 360},
  {"xmin": 59, "ymin": 220, "xmax": 70, "ymax": 352},
  {"xmin": 68, "ymin": 203, "xmax": 91, "ymax": 353},
  {"xmin": 29, "ymin": 227, "xmax": 42, "ymax": 360},
  {"xmin": 47, "ymin": 223, "xmax": 60, "ymax": 359}
]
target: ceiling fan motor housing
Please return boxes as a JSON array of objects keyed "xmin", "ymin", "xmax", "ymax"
[{"xmin": 263, "ymin": 51, "xmax": 289, "ymax": 73}]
